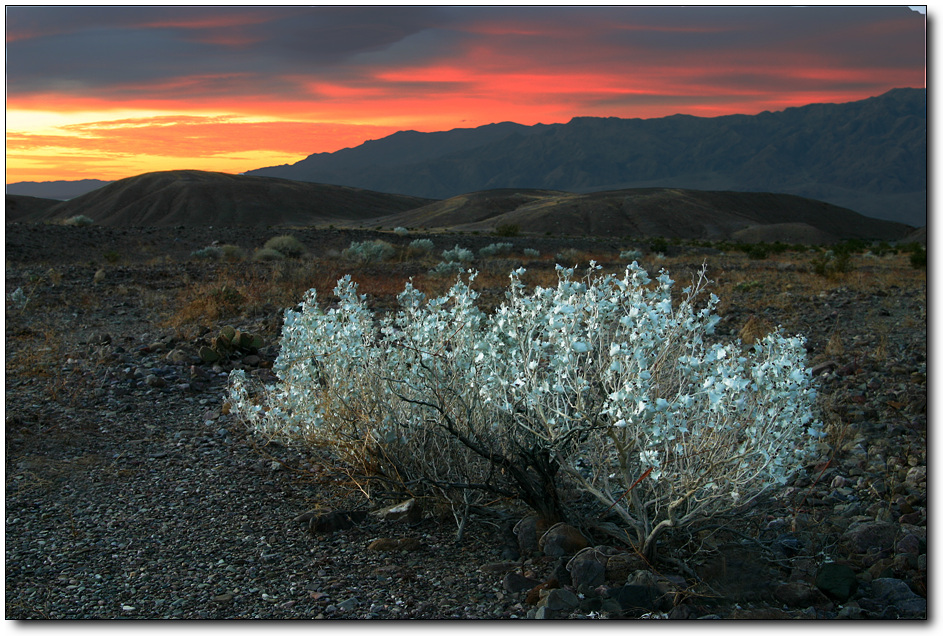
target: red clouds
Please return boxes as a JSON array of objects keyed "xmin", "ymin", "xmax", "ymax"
[{"xmin": 5, "ymin": 6, "xmax": 925, "ymax": 183}]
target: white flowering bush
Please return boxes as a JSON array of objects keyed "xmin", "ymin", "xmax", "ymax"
[{"xmin": 230, "ymin": 262, "xmax": 822, "ymax": 557}]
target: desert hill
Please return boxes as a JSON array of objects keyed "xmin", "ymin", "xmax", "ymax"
[
  {"xmin": 19, "ymin": 170, "xmax": 434, "ymax": 227},
  {"xmin": 5, "ymin": 194, "xmax": 60, "ymax": 222},
  {"xmin": 370, "ymin": 188, "xmax": 914, "ymax": 243},
  {"xmin": 6, "ymin": 178, "xmax": 113, "ymax": 201},
  {"xmin": 247, "ymin": 88, "xmax": 926, "ymax": 227}
]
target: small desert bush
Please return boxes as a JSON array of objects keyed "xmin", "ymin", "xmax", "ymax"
[
  {"xmin": 620, "ymin": 249, "xmax": 642, "ymax": 261},
  {"xmin": 909, "ymin": 246, "xmax": 927, "ymax": 269},
  {"xmin": 192, "ymin": 246, "xmax": 223, "ymax": 261},
  {"xmin": 393, "ymin": 227, "xmax": 410, "ymax": 237},
  {"xmin": 230, "ymin": 263, "xmax": 823, "ymax": 558},
  {"xmin": 218, "ymin": 244, "xmax": 245, "ymax": 262},
  {"xmin": 493, "ymin": 223, "xmax": 520, "ymax": 237},
  {"xmin": 253, "ymin": 248, "xmax": 287, "ymax": 262},
  {"xmin": 441, "ymin": 245, "xmax": 474, "ymax": 263},
  {"xmin": 264, "ymin": 235, "xmax": 307, "ymax": 258},
  {"xmin": 479, "ymin": 242, "xmax": 514, "ymax": 258},
  {"xmin": 407, "ymin": 238, "xmax": 435, "ymax": 256},
  {"xmin": 342, "ymin": 239, "xmax": 396, "ymax": 263},
  {"xmin": 62, "ymin": 215, "xmax": 94, "ymax": 227},
  {"xmin": 523, "ymin": 248, "xmax": 541, "ymax": 258}
]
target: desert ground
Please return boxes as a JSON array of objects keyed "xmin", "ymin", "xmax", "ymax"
[{"xmin": 5, "ymin": 222, "xmax": 927, "ymax": 619}]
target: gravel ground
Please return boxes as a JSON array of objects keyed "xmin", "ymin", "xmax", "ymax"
[{"xmin": 5, "ymin": 226, "xmax": 928, "ymax": 620}]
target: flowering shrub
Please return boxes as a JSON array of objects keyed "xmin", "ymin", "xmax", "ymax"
[{"xmin": 230, "ymin": 263, "xmax": 822, "ymax": 556}]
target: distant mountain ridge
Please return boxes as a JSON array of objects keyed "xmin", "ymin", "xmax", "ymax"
[
  {"xmin": 248, "ymin": 87, "xmax": 926, "ymax": 226},
  {"xmin": 6, "ymin": 178, "xmax": 113, "ymax": 200}
]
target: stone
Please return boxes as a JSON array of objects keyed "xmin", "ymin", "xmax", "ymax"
[
  {"xmin": 866, "ymin": 578, "xmax": 926, "ymax": 618},
  {"xmin": 604, "ymin": 552, "xmax": 647, "ymax": 584},
  {"xmin": 773, "ymin": 582, "xmax": 815, "ymax": 608},
  {"xmin": 144, "ymin": 374, "xmax": 166, "ymax": 388},
  {"xmin": 842, "ymin": 520, "xmax": 897, "ymax": 555},
  {"xmin": 566, "ymin": 547, "xmax": 608, "ymax": 588},
  {"xmin": 503, "ymin": 572, "xmax": 540, "ymax": 595},
  {"xmin": 525, "ymin": 579, "xmax": 559, "ymax": 605},
  {"xmin": 543, "ymin": 588, "xmax": 580, "ymax": 612},
  {"xmin": 242, "ymin": 355, "xmax": 261, "ymax": 367},
  {"xmin": 513, "ymin": 515, "xmax": 552, "ymax": 556},
  {"xmin": 478, "ymin": 561, "xmax": 520, "ymax": 574},
  {"xmin": 211, "ymin": 593, "xmax": 233, "ymax": 604},
  {"xmin": 539, "ymin": 522, "xmax": 589, "ymax": 557},
  {"xmin": 337, "ymin": 597, "xmax": 359, "ymax": 612},
  {"xmin": 815, "ymin": 562, "xmax": 858, "ymax": 602},
  {"xmin": 606, "ymin": 584, "xmax": 664, "ymax": 616},
  {"xmin": 372, "ymin": 498, "xmax": 422, "ymax": 524},
  {"xmin": 896, "ymin": 533, "xmax": 922, "ymax": 555},
  {"xmin": 295, "ymin": 510, "xmax": 368, "ymax": 534}
]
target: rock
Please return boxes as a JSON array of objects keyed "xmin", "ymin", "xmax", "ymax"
[
  {"xmin": 896, "ymin": 533, "xmax": 922, "ymax": 555},
  {"xmin": 513, "ymin": 515, "xmax": 552, "ymax": 556},
  {"xmin": 862, "ymin": 578, "xmax": 926, "ymax": 618},
  {"xmin": 525, "ymin": 579, "xmax": 559, "ymax": 605},
  {"xmin": 904, "ymin": 466, "xmax": 926, "ymax": 487},
  {"xmin": 604, "ymin": 551, "xmax": 648, "ymax": 584},
  {"xmin": 566, "ymin": 547, "xmax": 608, "ymax": 588},
  {"xmin": 337, "ymin": 597, "xmax": 359, "ymax": 612},
  {"xmin": 842, "ymin": 520, "xmax": 897, "ymax": 555},
  {"xmin": 773, "ymin": 582, "xmax": 815, "ymax": 608},
  {"xmin": 295, "ymin": 510, "xmax": 368, "ymax": 534},
  {"xmin": 242, "ymin": 354, "xmax": 261, "ymax": 367},
  {"xmin": 542, "ymin": 588, "xmax": 579, "ymax": 612},
  {"xmin": 211, "ymin": 593, "xmax": 233, "ymax": 604},
  {"xmin": 606, "ymin": 584, "xmax": 665, "ymax": 616},
  {"xmin": 539, "ymin": 522, "xmax": 588, "ymax": 557},
  {"xmin": 503, "ymin": 572, "xmax": 540, "ymax": 595},
  {"xmin": 144, "ymin": 374, "xmax": 166, "ymax": 388},
  {"xmin": 165, "ymin": 349, "xmax": 191, "ymax": 365},
  {"xmin": 815, "ymin": 562, "xmax": 858, "ymax": 602},
  {"xmin": 367, "ymin": 537, "xmax": 422, "ymax": 552},
  {"xmin": 372, "ymin": 498, "xmax": 422, "ymax": 524}
]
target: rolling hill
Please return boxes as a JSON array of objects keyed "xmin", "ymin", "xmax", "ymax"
[
  {"xmin": 248, "ymin": 88, "xmax": 926, "ymax": 227},
  {"xmin": 367, "ymin": 188, "xmax": 914, "ymax": 243},
  {"xmin": 18, "ymin": 170, "xmax": 434, "ymax": 227}
]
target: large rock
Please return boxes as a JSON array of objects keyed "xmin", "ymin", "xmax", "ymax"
[
  {"xmin": 538, "ymin": 522, "xmax": 589, "ymax": 557},
  {"xmin": 513, "ymin": 515, "xmax": 552, "ymax": 556},
  {"xmin": 815, "ymin": 562, "xmax": 858, "ymax": 602},
  {"xmin": 566, "ymin": 547, "xmax": 610, "ymax": 588},
  {"xmin": 842, "ymin": 520, "xmax": 898, "ymax": 555}
]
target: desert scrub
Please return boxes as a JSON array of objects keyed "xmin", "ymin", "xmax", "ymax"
[
  {"xmin": 620, "ymin": 249, "xmax": 642, "ymax": 261},
  {"xmin": 264, "ymin": 235, "xmax": 306, "ymax": 258},
  {"xmin": 493, "ymin": 223, "xmax": 520, "ymax": 237},
  {"xmin": 393, "ymin": 226, "xmax": 410, "ymax": 237},
  {"xmin": 554, "ymin": 248, "xmax": 583, "ymax": 265},
  {"xmin": 441, "ymin": 245, "xmax": 474, "ymax": 263},
  {"xmin": 230, "ymin": 263, "xmax": 822, "ymax": 557},
  {"xmin": 252, "ymin": 247, "xmax": 286, "ymax": 262},
  {"xmin": 61, "ymin": 215, "xmax": 94, "ymax": 227},
  {"xmin": 479, "ymin": 242, "xmax": 514, "ymax": 258},
  {"xmin": 192, "ymin": 246, "xmax": 222, "ymax": 261},
  {"xmin": 342, "ymin": 239, "xmax": 396, "ymax": 263},
  {"xmin": 523, "ymin": 248, "xmax": 541, "ymax": 258},
  {"xmin": 407, "ymin": 238, "xmax": 435, "ymax": 257}
]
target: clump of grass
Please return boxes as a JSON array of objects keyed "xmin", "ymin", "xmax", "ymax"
[
  {"xmin": 493, "ymin": 223, "xmax": 520, "ymax": 237},
  {"xmin": 62, "ymin": 215, "xmax": 94, "ymax": 227},
  {"xmin": 264, "ymin": 235, "xmax": 307, "ymax": 258},
  {"xmin": 253, "ymin": 248, "xmax": 287, "ymax": 262},
  {"xmin": 523, "ymin": 248, "xmax": 541, "ymax": 258},
  {"xmin": 555, "ymin": 248, "xmax": 583, "ymax": 265}
]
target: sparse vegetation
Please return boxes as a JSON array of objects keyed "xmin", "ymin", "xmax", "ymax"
[
  {"xmin": 252, "ymin": 247, "xmax": 286, "ymax": 262},
  {"xmin": 441, "ymin": 244, "xmax": 474, "ymax": 263},
  {"xmin": 264, "ymin": 235, "xmax": 307, "ymax": 258},
  {"xmin": 478, "ymin": 242, "xmax": 514, "ymax": 258},
  {"xmin": 342, "ymin": 239, "xmax": 396, "ymax": 263},
  {"xmin": 493, "ymin": 223, "xmax": 520, "ymax": 237},
  {"xmin": 62, "ymin": 214, "xmax": 94, "ymax": 227}
]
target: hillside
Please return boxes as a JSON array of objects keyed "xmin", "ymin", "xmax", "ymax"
[
  {"xmin": 248, "ymin": 88, "xmax": 926, "ymax": 227},
  {"xmin": 5, "ymin": 194, "xmax": 60, "ymax": 222},
  {"xmin": 19, "ymin": 170, "xmax": 434, "ymax": 227},
  {"xmin": 370, "ymin": 188, "xmax": 914, "ymax": 243}
]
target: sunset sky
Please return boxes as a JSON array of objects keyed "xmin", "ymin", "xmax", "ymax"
[{"xmin": 5, "ymin": 4, "xmax": 926, "ymax": 184}]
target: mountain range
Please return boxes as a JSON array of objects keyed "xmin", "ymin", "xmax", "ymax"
[{"xmin": 246, "ymin": 87, "xmax": 926, "ymax": 226}]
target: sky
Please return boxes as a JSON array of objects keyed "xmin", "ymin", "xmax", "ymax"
[{"xmin": 4, "ymin": 4, "xmax": 927, "ymax": 184}]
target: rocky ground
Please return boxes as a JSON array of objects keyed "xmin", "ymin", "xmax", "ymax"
[{"xmin": 5, "ymin": 224, "xmax": 928, "ymax": 619}]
